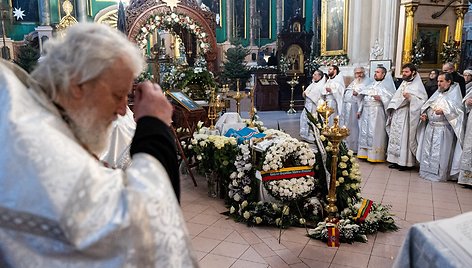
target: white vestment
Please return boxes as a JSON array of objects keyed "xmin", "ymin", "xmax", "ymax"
[
  {"xmin": 459, "ymin": 90, "xmax": 472, "ymax": 186},
  {"xmin": 321, "ymin": 74, "xmax": 345, "ymax": 124},
  {"xmin": 340, "ymin": 77, "xmax": 371, "ymax": 153},
  {"xmin": 416, "ymin": 84, "xmax": 465, "ymax": 182},
  {"xmin": 357, "ymin": 74, "xmax": 396, "ymax": 162},
  {"xmin": 300, "ymin": 77, "xmax": 326, "ymax": 142},
  {"xmin": 386, "ymin": 74, "xmax": 428, "ymax": 167},
  {"xmin": 0, "ymin": 61, "xmax": 197, "ymax": 267},
  {"xmin": 99, "ymin": 106, "xmax": 136, "ymax": 169}
]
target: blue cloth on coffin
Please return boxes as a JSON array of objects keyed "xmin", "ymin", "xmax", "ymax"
[{"xmin": 225, "ymin": 127, "xmax": 266, "ymax": 144}]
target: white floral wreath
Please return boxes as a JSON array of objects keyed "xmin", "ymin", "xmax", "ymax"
[
  {"xmin": 135, "ymin": 12, "xmax": 211, "ymax": 54},
  {"xmin": 260, "ymin": 137, "xmax": 317, "ymax": 201}
]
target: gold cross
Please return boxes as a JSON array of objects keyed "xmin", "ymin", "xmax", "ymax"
[{"xmin": 161, "ymin": 0, "xmax": 180, "ymax": 11}]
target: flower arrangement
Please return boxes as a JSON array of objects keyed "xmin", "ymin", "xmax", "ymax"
[
  {"xmin": 135, "ymin": 12, "xmax": 211, "ymax": 55},
  {"xmin": 135, "ymin": 71, "xmax": 155, "ymax": 83},
  {"xmin": 162, "ymin": 66, "xmax": 217, "ymax": 101},
  {"xmin": 266, "ymin": 176, "xmax": 316, "ymax": 201},
  {"xmin": 440, "ymin": 38, "xmax": 461, "ymax": 64},
  {"xmin": 313, "ymin": 55, "xmax": 350, "ymax": 66},
  {"xmin": 278, "ymin": 54, "xmax": 290, "ymax": 75},
  {"xmin": 411, "ymin": 38, "xmax": 425, "ymax": 67}
]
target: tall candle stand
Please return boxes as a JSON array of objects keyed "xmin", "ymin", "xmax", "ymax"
[
  {"xmin": 286, "ymin": 74, "xmax": 299, "ymax": 114},
  {"xmin": 315, "ymin": 106, "xmax": 350, "ymax": 223},
  {"xmin": 228, "ymin": 78, "xmax": 247, "ymax": 115},
  {"xmin": 248, "ymin": 85, "xmax": 256, "ymax": 127},
  {"xmin": 208, "ymin": 89, "xmax": 225, "ymax": 130}
]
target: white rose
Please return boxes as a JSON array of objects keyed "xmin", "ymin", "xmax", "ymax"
[
  {"xmin": 230, "ymin": 206, "xmax": 235, "ymax": 214},
  {"xmin": 234, "ymin": 194, "xmax": 241, "ymax": 202},
  {"xmin": 243, "ymin": 211, "xmax": 251, "ymax": 219},
  {"xmin": 255, "ymin": 217, "xmax": 263, "ymax": 224},
  {"xmin": 243, "ymin": 186, "xmax": 251, "ymax": 194},
  {"xmin": 196, "ymin": 155, "xmax": 202, "ymax": 160},
  {"xmin": 241, "ymin": 200, "xmax": 248, "ymax": 208}
]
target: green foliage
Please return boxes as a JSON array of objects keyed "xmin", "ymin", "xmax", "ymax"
[
  {"xmin": 14, "ymin": 43, "xmax": 40, "ymax": 73},
  {"xmin": 411, "ymin": 38, "xmax": 425, "ymax": 67},
  {"xmin": 222, "ymin": 39, "xmax": 250, "ymax": 85},
  {"xmin": 440, "ymin": 38, "xmax": 461, "ymax": 64}
]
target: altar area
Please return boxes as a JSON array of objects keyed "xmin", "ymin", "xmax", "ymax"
[{"xmin": 179, "ymin": 107, "xmax": 471, "ymax": 267}]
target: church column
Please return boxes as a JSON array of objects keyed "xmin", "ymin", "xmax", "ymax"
[
  {"xmin": 454, "ymin": 5, "xmax": 469, "ymax": 44},
  {"xmin": 249, "ymin": 0, "xmax": 255, "ymax": 46},
  {"xmin": 76, "ymin": 0, "xmax": 88, "ymax": 22},
  {"xmin": 382, "ymin": 0, "xmax": 399, "ymax": 61},
  {"xmin": 348, "ymin": 0, "xmax": 372, "ymax": 65},
  {"xmin": 38, "ymin": 0, "xmax": 51, "ymax": 25},
  {"xmin": 401, "ymin": 2, "xmax": 418, "ymax": 65},
  {"xmin": 276, "ymin": 0, "xmax": 283, "ymax": 34},
  {"xmin": 226, "ymin": 0, "xmax": 233, "ymax": 40}
]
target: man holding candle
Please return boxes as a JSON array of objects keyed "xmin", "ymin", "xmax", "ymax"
[
  {"xmin": 416, "ymin": 72, "xmax": 464, "ymax": 181},
  {"xmin": 386, "ymin": 63, "xmax": 428, "ymax": 171}
]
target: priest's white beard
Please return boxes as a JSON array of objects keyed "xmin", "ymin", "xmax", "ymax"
[{"xmin": 69, "ymin": 106, "xmax": 112, "ymax": 156}]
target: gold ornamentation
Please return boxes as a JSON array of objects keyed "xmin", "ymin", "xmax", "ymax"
[
  {"xmin": 56, "ymin": 0, "xmax": 78, "ymax": 35},
  {"xmin": 286, "ymin": 74, "xmax": 299, "ymax": 114},
  {"xmin": 402, "ymin": 3, "xmax": 418, "ymax": 65},
  {"xmin": 454, "ymin": 6, "xmax": 469, "ymax": 43},
  {"xmin": 162, "ymin": 0, "xmax": 181, "ymax": 11},
  {"xmin": 317, "ymin": 107, "xmax": 350, "ymax": 224}
]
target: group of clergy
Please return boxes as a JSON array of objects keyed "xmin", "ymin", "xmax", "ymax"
[{"xmin": 300, "ymin": 63, "xmax": 472, "ymax": 187}]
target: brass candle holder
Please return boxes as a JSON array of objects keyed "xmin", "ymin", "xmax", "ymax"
[
  {"xmin": 248, "ymin": 85, "xmax": 256, "ymax": 128},
  {"xmin": 227, "ymin": 78, "xmax": 247, "ymax": 115},
  {"xmin": 316, "ymin": 101, "xmax": 335, "ymax": 127},
  {"xmin": 208, "ymin": 89, "xmax": 225, "ymax": 130},
  {"xmin": 320, "ymin": 114, "xmax": 350, "ymax": 224},
  {"xmin": 286, "ymin": 74, "xmax": 299, "ymax": 114}
]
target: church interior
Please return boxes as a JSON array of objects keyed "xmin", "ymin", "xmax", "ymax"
[{"xmin": 1, "ymin": 0, "xmax": 472, "ymax": 267}]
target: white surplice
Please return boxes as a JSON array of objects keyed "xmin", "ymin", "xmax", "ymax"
[
  {"xmin": 0, "ymin": 61, "xmax": 197, "ymax": 267},
  {"xmin": 416, "ymin": 84, "xmax": 465, "ymax": 181},
  {"xmin": 340, "ymin": 77, "xmax": 371, "ymax": 153},
  {"xmin": 459, "ymin": 90, "xmax": 472, "ymax": 186},
  {"xmin": 357, "ymin": 74, "xmax": 396, "ymax": 162},
  {"xmin": 321, "ymin": 74, "xmax": 345, "ymax": 124},
  {"xmin": 99, "ymin": 106, "xmax": 136, "ymax": 169},
  {"xmin": 386, "ymin": 74, "xmax": 428, "ymax": 167},
  {"xmin": 300, "ymin": 76, "xmax": 326, "ymax": 142}
]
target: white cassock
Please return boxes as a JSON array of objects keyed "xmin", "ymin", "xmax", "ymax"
[
  {"xmin": 0, "ymin": 61, "xmax": 197, "ymax": 267},
  {"xmin": 386, "ymin": 74, "xmax": 428, "ymax": 167},
  {"xmin": 99, "ymin": 106, "xmax": 136, "ymax": 169},
  {"xmin": 357, "ymin": 74, "xmax": 396, "ymax": 162},
  {"xmin": 300, "ymin": 76, "xmax": 326, "ymax": 142},
  {"xmin": 416, "ymin": 84, "xmax": 465, "ymax": 182},
  {"xmin": 321, "ymin": 74, "xmax": 345, "ymax": 124},
  {"xmin": 459, "ymin": 90, "xmax": 472, "ymax": 186},
  {"xmin": 340, "ymin": 77, "xmax": 372, "ymax": 153}
]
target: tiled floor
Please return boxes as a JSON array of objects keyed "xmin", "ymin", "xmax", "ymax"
[{"xmin": 180, "ymin": 108, "xmax": 472, "ymax": 268}]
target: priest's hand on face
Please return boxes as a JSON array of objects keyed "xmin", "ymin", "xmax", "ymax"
[
  {"xmin": 402, "ymin": 92, "xmax": 411, "ymax": 100},
  {"xmin": 420, "ymin": 113, "xmax": 428, "ymax": 122},
  {"xmin": 434, "ymin": 109, "xmax": 444, "ymax": 115},
  {"xmin": 133, "ymin": 81, "xmax": 173, "ymax": 126},
  {"xmin": 373, "ymin": 95, "xmax": 381, "ymax": 101}
]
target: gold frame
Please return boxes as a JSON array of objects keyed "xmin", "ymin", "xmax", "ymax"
[
  {"xmin": 321, "ymin": 0, "xmax": 349, "ymax": 56},
  {"xmin": 416, "ymin": 24, "xmax": 449, "ymax": 69},
  {"xmin": 167, "ymin": 91, "xmax": 203, "ymax": 111}
]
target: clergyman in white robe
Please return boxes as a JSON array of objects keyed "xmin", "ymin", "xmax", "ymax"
[
  {"xmin": 300, "ymin": 70, "xmax": 326, "ymax": 142},
  {"xmin": 357, "ymin": 69, "xmax": 396, "ymax": 162},
  {"xmin": 416, "ymin": 80, "xmax": 464, "ymax": 182},
  {"xmin": 0, "ymin": 47, "xmax": 196, "ymax": 268},
  {"xmin": 386, "ymin": 68, "xmax": 428, "ymax": 168},
  {"xmin": 322, "ymin": 66, "xmax": 345, "ymax": 124},
  {"xmin": 458, "ymin": 89, "xmax": 472, "ymax": 186},
  {"xmin": 340, "ymin": 67, "xmax": 371, "ymax": 153}
]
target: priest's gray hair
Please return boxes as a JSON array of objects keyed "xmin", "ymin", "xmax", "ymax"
[{"xmin": 31, "ymin": 23, "xmax": 144, "ymax": 100}]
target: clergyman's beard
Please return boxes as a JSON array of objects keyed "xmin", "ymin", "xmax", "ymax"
[{"xmin": 69, "ymin": 107, "xmax": 112, "ymax": 156}]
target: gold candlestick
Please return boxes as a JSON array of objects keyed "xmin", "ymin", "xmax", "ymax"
[
  {"xmin": 228, "ymin": 78, "xmax": 248, "ymax": 115},
  {"xmin": 208, "ymin": 89, "xmax": 225, "ymax": 130},
  {"xmin": 322, "ymin": 115, "xmax": 350, "ymax": 224},
  {"xmin": 286, "ymin": 74, "xmax": 299, "ymax": 114},
  {"xmin": 248, "ymin": 85, "xmax": 256, "ymax": 127},
  {"xmin": 316, "ymin": 101, "xmax": 335, "ymax": 127}
]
